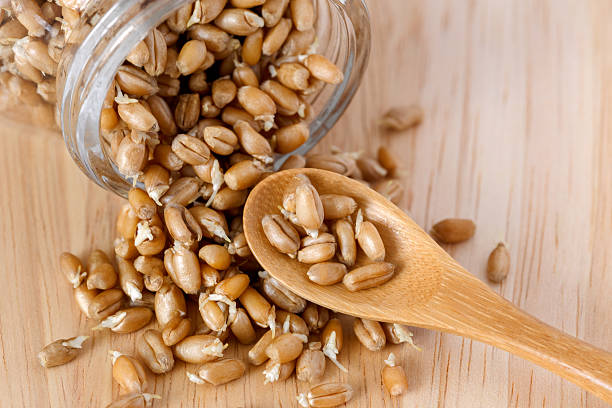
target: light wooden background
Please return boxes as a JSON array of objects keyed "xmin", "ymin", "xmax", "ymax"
[{"xmin": 1, "ymin": 0, "xmax": 612, "ymax": 407}]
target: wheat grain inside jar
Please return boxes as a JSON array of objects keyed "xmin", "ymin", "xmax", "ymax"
[{"xmin": 0, "ymin": 0, "xmax": 370, "ymax": 195}]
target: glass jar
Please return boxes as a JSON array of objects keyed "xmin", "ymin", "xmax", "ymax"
[{"xmin": 2, "ymin": 0, "xmax": 370, "ymax": 197}]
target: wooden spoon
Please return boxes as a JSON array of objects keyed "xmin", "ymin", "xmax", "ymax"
[{"xmin": 243, "ymin": 168, "xmax": 612, "ymax": 404}]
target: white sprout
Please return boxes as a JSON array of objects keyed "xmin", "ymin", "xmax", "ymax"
[
  {"xmin": 134, "ymin": 221, "xmax": 154, "ymax": 246},
  {"xmin": 11, "ymin": 37, "xmax": 28, "ymax": 59},
  {"xmin": 186, "ymin": 371, "xmax": 205, "ymax": 384},
  {"xmin": 263, "ymin": 362, "xmax": 280, "ymax": 384},
  {"xmin": 186, "ymin": 0, "xmax": 202, "ymax": 28},
  {"xmin": 393, "ymin": 324, "xmax": 422, "ymax": 351},
  {"xmin": 278, "ymin": 206, "xmax": 301, "ymax": 227},
  {"xmin": 355, "ymin": 208, "xmax": 364, "ymax": 237},
  {"xmin": 147, "ymin": 185, "xmax": 169, "ymax": 206},
  {"xmin": 68, "ymin": 264, "xmax": 87, "ymax": 288},
  {"xmin": 108, "ymin": 350, "xmax": 124, "ymax": 365},
  {"xmin": 297, "ymin": 103, "xmax": 307, "ymax": 118},
  {"xmin": 89, "ymin": 13, "xmax": 101, "ymax": 26},
  {"xmin": 61, "ymin": 336, "xmax": 89, "ymax": 349},
  {"xmin": 142, "ymin": 394, "xmax": 161, "ymax": 405},
  {"xmin": 322, "ymin": 331, "xmax": 348, "ymax": 373},
  {"xmin": 94, "ymin": 311, "xmax": 127, "ymax": 331},
  {"xmin": 253, "ymin": 154, "xmax": 274, "ymax": 165},
  {"xmin": 114, "ymin": 84, "xmax": 138, "ymax": 104},
  {"xmin": 384, "ymin": 352, "xmax": 397, "ymax": 367},
  {"xmin": 125, "ymin": 281, "xmax": 143, "ymax": 302},
  {"xmin": 252, "ymin": 158, "xmax": 272, "ymax": 172},
  {"xmin": 296, "ymin": 393, "xmax": 309, "ymax": 408},
  {"xmin": 306, "ymin": 36, "xmax": 319, "ymax": 55},
  {"xmin": 304, "ymin": 227, "xmax": 319, "ymax": 239},
  {"xmin": 282, "ymin": 315, "xmax": 291, "ymax": 334},
  {"xmin": 200, "ymin": 218, "xmax": 231, "ymax": 243},
  {"xmin": 268, "ymin": 65, "xmax": 277, "ymax": 78},
  {"xmin": 267, "ymin": 306, "xmax": 277, "ymax": 338},
  {"xmin": 205, "ymin": 160, "xmax": 224, "ymax": 207},
  {"xmin": 200, "ymin": 338, "xmax": 228, "ymax": 358},
  {"xmin": 258, "ymin": 116, "xmax": 275, "ymax": 132}
]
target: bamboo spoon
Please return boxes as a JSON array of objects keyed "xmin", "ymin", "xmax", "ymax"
[{"xmin": 243, "ymin": 168, "xmax": 612, "ymax": 404}]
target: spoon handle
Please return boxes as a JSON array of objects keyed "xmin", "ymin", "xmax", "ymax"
[{"xmin": 415, "ymin": 271, "xmax": 612, "ymax": 403}]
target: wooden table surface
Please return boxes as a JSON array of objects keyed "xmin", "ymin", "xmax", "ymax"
[{"xmin": 2, "ymin": 1, "xmax": 612, "ymax": 407}]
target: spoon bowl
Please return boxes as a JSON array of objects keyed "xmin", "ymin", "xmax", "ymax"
[
  {"xmin": 244, "ymin": 168, "xmax": 446, "ymax": 325},
  {"xmin": 243, "ymin": 168, "xmax": 612, "ymax": 404}
]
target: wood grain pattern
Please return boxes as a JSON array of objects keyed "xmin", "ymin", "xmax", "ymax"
[{"xmin": 1, "ymin": 0, "xmax": 612, "ymax": 407}]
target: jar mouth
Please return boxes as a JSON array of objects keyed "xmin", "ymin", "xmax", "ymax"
[{"xmin": 59, "ymin": 0, "xmax": 371, "ymax": 197}]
